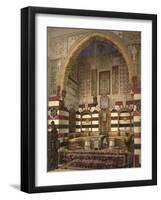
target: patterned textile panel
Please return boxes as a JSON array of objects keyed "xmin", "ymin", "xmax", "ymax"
[
  {"xmin": 63, "ymin": 150, "xmax": 132, "ymax": 169},
  {"xmin": 65, "ymin": 158, "xmax": 125, "ymax": 169}
]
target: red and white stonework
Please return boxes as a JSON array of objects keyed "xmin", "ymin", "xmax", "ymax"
[{"xmin": 47, "ymin": 28, "xmax": 141, "ymax": 170}]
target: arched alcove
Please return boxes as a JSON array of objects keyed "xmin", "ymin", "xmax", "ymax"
[
  {"xmin": 58, "ymin": 31, "xmax": 134, "ymax": 95},
  {"xmin": 47, "ymin": 29, "xmax": 141, "ymax": 170}
]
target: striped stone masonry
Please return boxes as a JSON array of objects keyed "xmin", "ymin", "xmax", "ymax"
[
  {"xmin": 110, "ymin": 101, "xmax": 124, "ymax": 133},
  {"xmin": 48, "ymin": 88, "xmax": 141, "ymax": 167},
  {"xmin": 110, "ymin": 109, "xmax": 119, "ymax": 132},
  {"xmin": 111, "ymin": 102, "xmax": 133, "ymax": 134},
  {"xmin": 119, "ymin": 110, "xmax": 132, "ymax": 133},
  {"xmin": 133, "ymin": 92, "xmax": 141, "ymax": 167},
  {"xmin": 81, "ymin": 112, "xmax": 92, "ymax": 132},
  {"xmin": 91, "ymin": 110, "xmax": 99, "ymax": 132},
  {"xmin": 76, "ymin": 108, "xmax": 99, "ymax": 133},
  {"xmin": 48, "ymin": 97, "xmax": 69, "ymax": 149},
  {"xmin": 76, "ymin": 111, "xmax": 81, "ymax": 133}
]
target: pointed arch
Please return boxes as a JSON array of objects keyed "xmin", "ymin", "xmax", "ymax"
[{"xmin": 58, "ymin": 31, "xmax": 134, "ymax": 94}]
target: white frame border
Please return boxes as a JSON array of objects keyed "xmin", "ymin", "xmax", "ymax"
[{"xmin": 35, "ymin": 14, "xmax": 152, "ymax": 187}]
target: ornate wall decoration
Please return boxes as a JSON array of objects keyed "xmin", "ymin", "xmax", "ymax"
[
  {"xmin": 65, "ymin": 78, "xmax": 79, "ymax": 110},
  {"xmin": 69, "ymin": 108, "xmax": 76, "ymax": 133},
  {"xmin": 67, "ymin": 34, "xmax": 84, "ymax": 51},
  {"xmin": 112, "ymin": 65, "xmax": 119, "ymax": 94},
  {"xmin": 99, "ymin": 109, "xmax": 110, "ymax": 134},
  {"xmin": 79, "ymin": 63, "xmax": 91, "ymax": 103},
  {"xmin": 48, "ymin": 60, "xmax": 58, "ymax": 95},
  {"xmin": 120, "ymin": 59, "xmax": 130, "ymax": 94},
  {"xmin": 46, "ymin": 27, "xmax": 143, "ymax": 173},
  {"xmin": 112, "ymin": 31, "xmax": 123, "ymax": 39},
  {"xmin": 48, "ymin": 107, "xmax": 58, "ymax": 119},
  {"xmin": 91, "ymin": 69, "xmax": 97, "ymax": 96},
  {"xmin": 69, "ymin": 64, "xmax": 79, "ymax": 83},
  {"xmin": 100, "ymin": 95, "xmax": 109, "ymax": 109},
  {"xmin": 131, "ymin": 46, "xmax": 137, "ymax": 62},
  {"xmin": 52, "ymin": 38, "xmax": 68, "ymax": 59},
  {"xmin": 59, "ymin": 31, "xmax": 135, "ymax": 94},
  {"xmin": 99, "ymin": 71, "xmax": 110, "ymax": 95}
]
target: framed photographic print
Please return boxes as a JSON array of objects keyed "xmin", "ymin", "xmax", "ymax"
[{"xmin": 21, "ymin": 6, "xmax": 157, "ymax": 193}]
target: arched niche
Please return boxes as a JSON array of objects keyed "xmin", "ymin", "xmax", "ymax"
[{"xmin": 58, "ymin": 31, "xmax": 134, "ymax": 96}]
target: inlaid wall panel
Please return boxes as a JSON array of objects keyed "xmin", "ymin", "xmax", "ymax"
[
  {"xmin": 112, "ymin": 65, "xmax": 119, "ymax": 94},
  {"xmin": 48, "ymin": 60, "xmax": 59, "ymax": 96},
  {"xmin": 91, "ymin": 69, "xmax": 97, "ymax": 96},
  {"xmin": 99, "ymin": 71, "xmax": 110, "ymax": 95}
]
